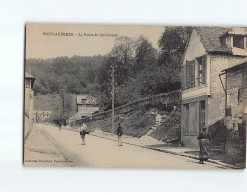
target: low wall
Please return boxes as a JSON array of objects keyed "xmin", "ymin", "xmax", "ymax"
[{"xmin": 70, "ymin": 90, "xmax": 181, "ymax": 127}]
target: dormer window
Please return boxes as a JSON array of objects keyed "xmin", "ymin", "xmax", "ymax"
[{"xmin": 233, "ymin": 35, "xmax": 245, "ymax": 49}]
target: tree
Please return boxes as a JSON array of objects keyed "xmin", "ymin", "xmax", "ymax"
[
  {"xmin": 158, "ymin": 26, "xmax": 193, "ymax": 66},
  {"xmin": 133, "ymin": 35, "xmax": 157, "ymax": 75},
  {"xmin": 110, "ymin": 36, "xmax": 136, "ymax": 85}
]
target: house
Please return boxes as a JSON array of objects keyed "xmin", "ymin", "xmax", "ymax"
[
  {"xmin": 76, "ymin": 95, "xmax": 99, "ymax": 115},
  {"xmin": 181, "ymin": 27, "xmax": 247, "ymax": 147},
  {"xmin": 220, "ymin": 58, "xmax": 247, "ymax": 143},
  {"xmin": 24, "ymin": 72, "xmax": 35, "ymax": 139},
  {"xmin": 33, "ymin": 110, "xmax": 53, "ymax": 123},
  {"xmin": 67, "ymin": 95, "xmax": 99, "ymax": 123}
]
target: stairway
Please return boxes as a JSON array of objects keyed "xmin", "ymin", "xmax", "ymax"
[
  {"xmin": 144, "ymin": 106, "xmax": 177, "ymax": 137},
  {"xmin": 145, "ymin": 111, "xmax": 164, "ymax": 136}
]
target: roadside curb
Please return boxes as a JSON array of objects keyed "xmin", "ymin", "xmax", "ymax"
[
  {"xmin": 89, "ymin": 133, "xmax": 241, "ymax": 169},
  {"xmin": 63, "ymin": 127, "xmax": 241, "ymax": 169}
]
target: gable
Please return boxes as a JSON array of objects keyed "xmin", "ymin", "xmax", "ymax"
[
  {"xmin": 225, "ymin": 27, "xmax": 247, "ymax": 36},
  {"xmin": 183, "ymin": 29, "xmax": 207, "ymax": 64}
]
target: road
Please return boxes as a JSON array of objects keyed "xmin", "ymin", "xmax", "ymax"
[{"xmin": 24, "ymin": 124, "xmax": 222, "ymax": 169}]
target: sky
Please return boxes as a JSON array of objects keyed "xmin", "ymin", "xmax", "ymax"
[{"xmin": 26, "ymin": 24, "xmax": 165, "ymax": 59}]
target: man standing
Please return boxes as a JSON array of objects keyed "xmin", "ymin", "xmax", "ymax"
[
  {"xmin": 80, "ymin": 122, "xmax": 89, "ymax": 145},
  {"xmin": 117, "ymin": 122, "xmax": 123, "ymax": 146}
]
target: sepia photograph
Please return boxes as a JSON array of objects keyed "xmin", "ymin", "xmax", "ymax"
[{"xmin": 24, "ymin": 24, "xmax": 247, "ymax": 169}]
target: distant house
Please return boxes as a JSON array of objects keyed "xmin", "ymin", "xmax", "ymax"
[
  {"xmin": 24, "ymin": 72, "xmax": 35, "ymax": 139},
  {"xmin": 33, "ymin": 110, "xmax": 53, "ymax": 123},
  {"xmin": 181, "ymin": 27, "xmax": 247, "ymax": 147},
  {"xmin": 76, "ymin": 95, "xmax": 99, "ymax": 115},
  {"xmin": 67, "ymin": 95, "xmax": 99, "ymax": 123}
]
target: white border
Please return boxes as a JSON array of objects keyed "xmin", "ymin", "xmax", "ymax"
[{"xmin": 0, "ymin": 0, "xmax": 247, "ymax": 192}]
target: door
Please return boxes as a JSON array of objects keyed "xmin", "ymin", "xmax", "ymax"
[
  {"xmin": 189, "ymin": 102, "xmax": 198, "ymax": 135},
  {"xmin": 199, "ymin": 100, "xmax": 206, "ymax": 132}
]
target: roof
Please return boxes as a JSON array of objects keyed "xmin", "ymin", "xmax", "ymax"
[
  {"xmin": 221, "ymin": 27, "xmax": 247, "ymax": 36},
  {"xmin": 76, "ymin": 94, "xmax": 98, "ymax": 105},
  {"xmin": 25, "ymin": 72, "xmax": 35, "ymax": 79},
  {"xmin": 222, "ymin": 58, "xmax": 247, "ymax": 72},
  {"xmin": 195, "ymin": 27, "xmax": 232, "ymax": 54}
]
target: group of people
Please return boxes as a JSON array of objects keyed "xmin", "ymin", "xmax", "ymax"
[
  {"xmin": 78, "ymin": 121, "xmax": 211, "ymax": 164},
  {"xmin": 79, "ymin": 122, "xmax": 123, "ymax": 146}
]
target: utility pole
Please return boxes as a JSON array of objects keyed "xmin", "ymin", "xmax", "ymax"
[{"xmin": 111, "ymin": 64, "xmax": 115, "ymax": 133}]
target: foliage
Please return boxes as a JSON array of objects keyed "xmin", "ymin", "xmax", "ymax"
[
  {"xmin": 87, "ymin": 108, "xmax": 156, "ymax": 138},
  {"xmin": 26, "ymin": 55, "xmax": 106, "ymax": 96},
  {"xmin": 27, "ymin": 27, "xmax": 192, "ymax": 111},
  {"xmin": 158, "ymin": 26, "xmax": 193, "ymax": 66}
]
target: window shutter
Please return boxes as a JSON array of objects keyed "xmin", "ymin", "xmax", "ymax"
[
  {"xmin": 202, "ymin": 55, "xmax": 207, "ymax": 84},
  {"xmin": 181, "ymin": 65, "xmax": 185, "ymax": 90},
  {"xmin": 186, "ymin": 60, "xmax": 195, "ymax": 88}
]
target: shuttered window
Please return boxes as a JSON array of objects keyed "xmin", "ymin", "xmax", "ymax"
[
  {"xmin": 196, "ymin": 55, "xmax": 207, "ymax": 85},
  {"xmin": 186, "ymin": 60, "xmax": 195, "ymax": 88}
]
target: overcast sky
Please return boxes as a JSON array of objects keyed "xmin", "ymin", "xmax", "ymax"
[{"xmin": 26, "ymin": 24, "xmax": 165, "ymax": 59}]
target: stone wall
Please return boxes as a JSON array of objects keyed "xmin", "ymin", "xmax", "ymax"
[
  {"xmin": 70, "ymin": 90, "xmax": 181, "ymax": 126},
  {"xmin": 207, "ymin": 54, "xmax": 245, "ymax": 143}
]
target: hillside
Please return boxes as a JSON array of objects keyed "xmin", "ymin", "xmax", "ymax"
[
  {"xmin": 34, "ymin": 93, "xmax": 77, "ymax": 120},
  {"xmin": 150, "ymin": 106, "xmax": 181, "ymax": 144},
  {"xmin": 85, "ymin": 105, "xmax": 181, "ymax": 143},
  {"xmin": 87, "ymin": 108, "xmax": 156, "ymax": 138},
  {"xmin": 34, "ymin": 94, "xmax": 60, "ymax": 112}
]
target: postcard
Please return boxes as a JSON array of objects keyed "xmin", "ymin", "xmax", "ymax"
[{"xmin": 24, "ymin": 24, "xmax": 247, "ymax": 168}]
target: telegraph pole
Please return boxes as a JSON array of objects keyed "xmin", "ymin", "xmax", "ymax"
[{"xmin": 111, "ymin": 64, "xmax": 115, "ymax": 133}]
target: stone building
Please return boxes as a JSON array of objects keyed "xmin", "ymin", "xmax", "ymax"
[
  {"xmin": 24, "ymin": 72, "xmax": 35, "ymax": 140},
  {"xmin": 220, "ymin": 58, "xmax": 247, "ymax": 143},
  {"xmin": 181, "ymin": 27, "xmax": 247, "ymax": 147}
]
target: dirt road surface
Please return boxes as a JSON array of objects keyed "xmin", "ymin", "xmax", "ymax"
[{"xmin": 24, "ymin": 124, "xmax": 223, "ymax": 169}]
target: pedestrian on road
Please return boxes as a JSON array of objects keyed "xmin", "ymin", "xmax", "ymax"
[
  {"xmin": 58, "ymin": 121, "xmax": 62, "ymax": 130},
  {"xmin": 80, "ymin": 122, "xmax": 90, "ymax": 145},
  {"xmin": 117, "ymin": 122, "xmax": 123, "ymax": 146},
  {"xmin": 197, "ymin": 126, "xmax": 210, "ymax": 164}
]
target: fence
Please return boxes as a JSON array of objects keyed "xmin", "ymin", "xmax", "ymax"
[{"xmin": 70, "ymin": 90, "xmax": 181, "ymax": 127}]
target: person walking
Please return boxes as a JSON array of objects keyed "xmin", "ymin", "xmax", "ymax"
[
  {"xmin": 117, "ymin": 122, "xmax": 123, "ymax": 146},
  {"xmin": 197, "ymin": 126, "xmax": 210, "ymax": 164},
  {"xmin": 79, "ymin": 122, "xmax": 90, "ymax": 145},
  {"xmin": 58, "ymin": 121, "xmax": 62, "ymax": 130}
]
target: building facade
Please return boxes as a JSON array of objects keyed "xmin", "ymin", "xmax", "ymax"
[
  {"xmin": 221, "ymin": 59, "xmax": 247, "ymax": 143},
  {"xmin": 181, "ymin": 27, "xmax": 247, "ymax": 147},
  {"xmin": 67, "ymin": 95, "xmax": 99, "ymax": 123},
  {"xmin": 76, "ymin": 95, "xmax": 99, "ymax": 115},
  {"xmin": 33, "ymin": 110, "xmax": 53, "ymax": 123},
  {"xmin": 24, "ymin": 72, "xmax": 35, "ymax": 140}
]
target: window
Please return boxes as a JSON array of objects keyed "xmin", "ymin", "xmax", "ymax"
[
  {"xmin": 196, "ymin": 55, "xmax": 207, "ymax": 85},
  {"xmin": 233, "ymin": 35, "xmax": 244, "ymax": 49},
  {"xmin": 186, "ymin": 60, "xmax": 195, "ymax": 88},
  {"xmin": 81, "ymin": 99, "xmax": 86, "ymax": 104}
]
